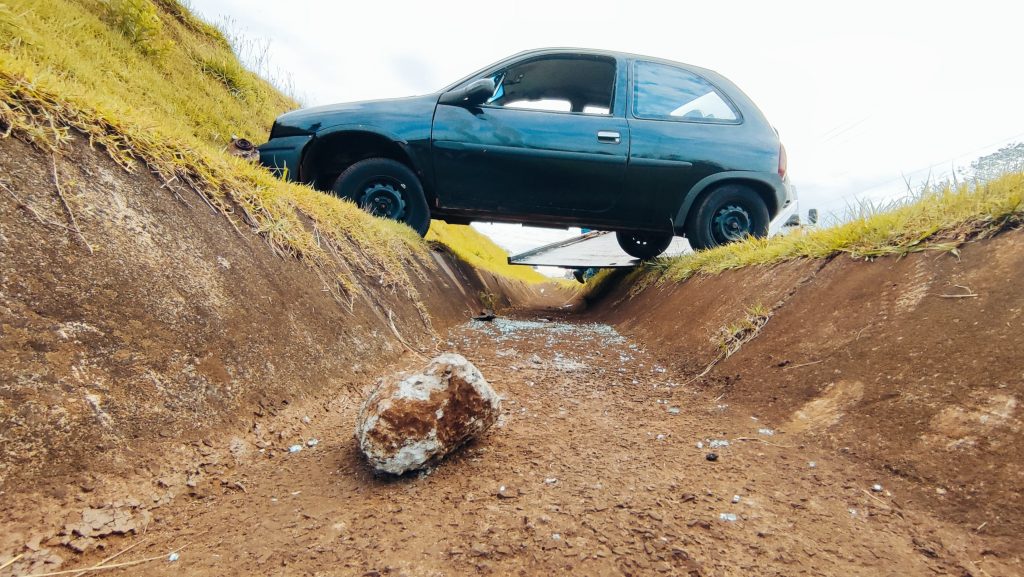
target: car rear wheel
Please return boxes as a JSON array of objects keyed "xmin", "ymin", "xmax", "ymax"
[
  {"xmin": 332, "ymin": 158, "xmax": 431, "ymax": 236},
  {"xmin": 685, "ymin": 184, "xmax": 769, "ymax": 250},
  {"xmin": 615, "ymin": 231, "xmax": 674, "ymax": 260}
]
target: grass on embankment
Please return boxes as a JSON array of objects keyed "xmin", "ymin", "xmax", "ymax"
[
  {"xmin": 646, "ymin": 173, "xmax": 1024, "ymax": 284},
  {"xmin": 426, "ymin": 221, "xmax": 554, "ymax": 284},
  {"xmin": 0, "ymin": 0, "xmax": 546, "ymax": 298}
]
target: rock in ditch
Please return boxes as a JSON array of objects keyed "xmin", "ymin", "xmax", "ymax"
[{"xmin": 355, "ymin": 353, "xmax": 501, "ymax": 475}]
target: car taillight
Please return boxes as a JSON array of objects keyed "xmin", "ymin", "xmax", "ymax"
[{"xmin": 778, "ymin": 143, "xmax": 788, "ymax": 179}]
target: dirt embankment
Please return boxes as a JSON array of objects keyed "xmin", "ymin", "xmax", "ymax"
[
  {"xmin": 591, "ymin": 229, "xmax": 1024, "ymax": 552},
  {"xmin": 2, "ymin": 129, "xmax": 1022, "ymax": 576},
  {"xmin": 0, "ymin": 134, "xmax": 571, "ymax": 558}
]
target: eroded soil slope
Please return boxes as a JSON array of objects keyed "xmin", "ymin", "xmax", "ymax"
[{"xmin": 597, "ymin": 229, "xmax": 1024, "ymax": 565}]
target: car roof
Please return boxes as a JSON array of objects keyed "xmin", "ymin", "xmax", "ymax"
[
  {"xmin": 510, "ymin": 47, "xmax": 707, "ymax": 70},
  {"xmin": 443, "ymin": 47, "xmax": 729, "ymax": 93}
]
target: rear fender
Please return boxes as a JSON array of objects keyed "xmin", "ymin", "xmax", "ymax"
[{"xmin": 673, "ymin": 172, "xmax": 784, "ymax": 235}]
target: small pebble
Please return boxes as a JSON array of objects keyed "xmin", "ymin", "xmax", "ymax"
[
  {"xmin": 496, "ymin": 484, "xmax": 521, "ymax": 499},
  {"xmin": 306, "ymin": 438, "xmax": 319, "ymax": 447},
  {"xmin": 544, "ymin": 477, "xmax": 558, "ymax": 485},
  {"xmin": 731, "ymin": 495, "xmax": 741, "ymax": 504},
  {"xmin": 668, "ymin": 407, "xmax": 681, "ymax": 415},
  {"xmin": 808, "ymin": 461, "xmax": 817, "ymax": 468},
  {"xmin": 288, "ymin": 444, "xmax": 302, "ymax": 453},
  {"xmin": 696, "ymin": 441, "xmax": 704, "ymax": 449},
  {"xmin": 871, "ymin": 484, "xmax": 883, "ymax": 493},
  {"xmin": 706, "ymin": 453, "xmax": 719, "ymax": 462},
  {"xmin": 719, "ymin": 513, "xmax": 738, "ymax": 522},
  {"xmin": 168, "ymin": 552, "xmax": 180, "ymax": 562}
]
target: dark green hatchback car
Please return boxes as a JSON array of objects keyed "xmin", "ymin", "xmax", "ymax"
[{"xmin": 260, "ymin": 48, "xmax": 794, "ymax": 258}]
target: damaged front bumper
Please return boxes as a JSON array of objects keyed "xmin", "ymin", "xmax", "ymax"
[{"xmin": 258, "ymin": 135, "xmax": 313, "ymax": 181}]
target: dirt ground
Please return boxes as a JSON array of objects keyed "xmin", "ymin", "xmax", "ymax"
[{"xmin": 4, "ymin": 314, "xmax": 1016, "ymax": 576}]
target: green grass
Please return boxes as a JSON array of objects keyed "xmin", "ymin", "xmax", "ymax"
[
  {"xmin": 0, "ymin": 0, "xmax": 548, "ymax": 303},
  {"xmin": 647, "ymin": 174, "xmax": 1024, "ymax": 284},
  {"xmin": 426, "ymin": 221, "xmax": 557, "ymax": 284}
]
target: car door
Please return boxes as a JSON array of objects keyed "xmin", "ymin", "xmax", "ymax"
[
  {"xmin": 625, "ymin": 60, "xmax": 745, "ymax": 225},
  {"xmin": 431, "ymin": 54, "xmax": 629, "ymax": 215}
]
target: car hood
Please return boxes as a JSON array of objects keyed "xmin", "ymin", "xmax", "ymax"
[{"xmin": 272, "ymin": 94, "xmax": 441, "ymax": 135}]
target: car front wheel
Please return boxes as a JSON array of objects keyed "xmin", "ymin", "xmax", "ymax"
[
  {"xmin": 332, "ymin": 158, "xmax": 431, "ymax": 236},
  {"xmin": 616, "ymin": 230, "xmax": 674, "ymax": 260},
  {"xmin": 684, "ymin": 184, "xmax": 769, "ymax": 251}
]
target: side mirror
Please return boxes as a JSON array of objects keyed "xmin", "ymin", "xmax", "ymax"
[{"xmin": 440, "ymin": 78, "xmax": 496, "ymax": 106}]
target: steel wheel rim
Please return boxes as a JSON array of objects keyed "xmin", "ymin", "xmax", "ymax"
[
  {"xmin": 359, "ymin": 180, "xmax": 407, "ymax": 220},
  {"xmin": 712, "ymin": 204, "xmax": 752, "ymax": 243}
]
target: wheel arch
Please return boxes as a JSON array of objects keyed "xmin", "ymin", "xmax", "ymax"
[
  {"xmin": 301, "ymin": 127, "xmax": 427, "ymax": 196},
  {"xmin": 674, "ymin": 173, "xmax": 780, "ymax": 235}
]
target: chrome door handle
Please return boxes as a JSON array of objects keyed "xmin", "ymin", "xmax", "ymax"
[{"xmin": 597, "ymin": 131, "xmax": 621, "ymax": 144}]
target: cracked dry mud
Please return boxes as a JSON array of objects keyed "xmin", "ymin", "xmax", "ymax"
[{"xmin": 21, "ymin": 315, "xmax": 1007, "ymax": 577}]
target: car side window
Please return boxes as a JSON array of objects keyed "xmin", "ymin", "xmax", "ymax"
[
  {"xmin": 633, "ymin": 61, "xmax": 739, "ymax": 122},
  {"xmin": 485, "ymin": 56, "xmax": 616, "ymax": 115}
]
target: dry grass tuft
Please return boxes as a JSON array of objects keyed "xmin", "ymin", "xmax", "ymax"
[{"xmin": 716, "ymin": 303, "xmax": 771, "ymax": 357}]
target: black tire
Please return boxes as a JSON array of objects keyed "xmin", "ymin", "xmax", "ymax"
[
  {"xmin": 332, "ymin": 158, "xmax": 431, "ymax": 236},
  {"xmin": 684, "ymin": 184, "xmax": 769, "ymax": 250},
  {"xmin": 616, "ymin": 230, "xmax": 674, "ymax": 260}
]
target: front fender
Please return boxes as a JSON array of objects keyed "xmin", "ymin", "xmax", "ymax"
[
  {"xmin": 673, "ymin": 171, "xmax": 793, "ymax": 235},
  {"xmin": 309, "ymin": 124, "xmax": 430, "ymax": 180}
]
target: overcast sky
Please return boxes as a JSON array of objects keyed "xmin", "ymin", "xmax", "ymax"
[{"xmin": 192, "ymin": 0, "xmax": 1023, "ymax": 252}]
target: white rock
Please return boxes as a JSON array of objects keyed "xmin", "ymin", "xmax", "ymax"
[{"xmin": 355, "ymin": 353, "xmax": 501, "ymax": 475}]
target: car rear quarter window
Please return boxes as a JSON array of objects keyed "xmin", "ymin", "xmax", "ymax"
[{"xmin": 633, "ymin": 61, "xmax": 740, "ymax": 123}]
